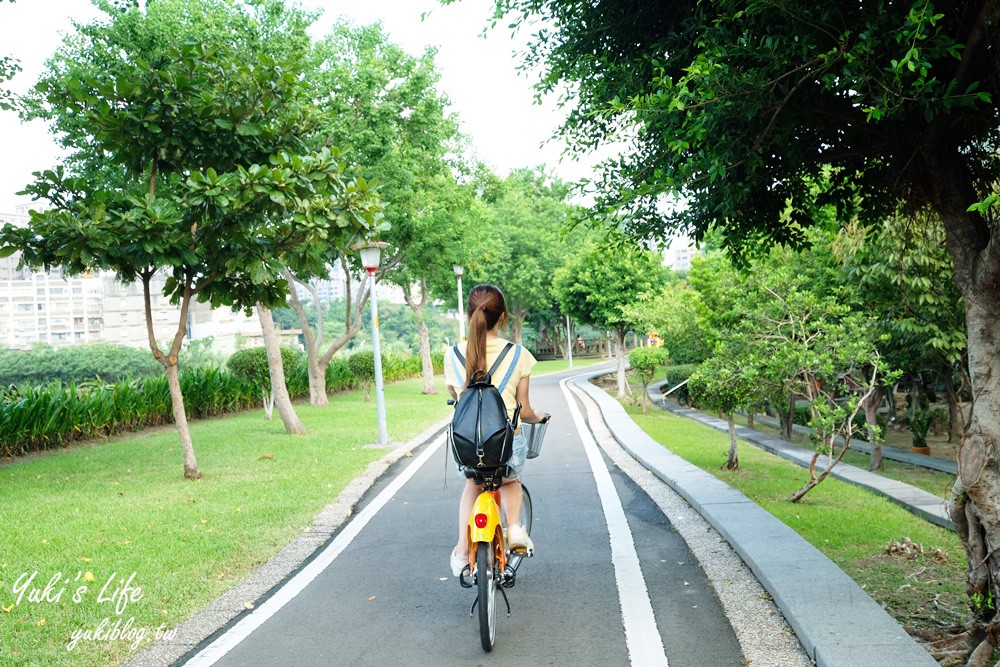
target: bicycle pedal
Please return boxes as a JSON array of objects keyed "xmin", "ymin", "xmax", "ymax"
[{"xmin": 509, "ymin": 547, "xmax": 533, "ymax": 558}]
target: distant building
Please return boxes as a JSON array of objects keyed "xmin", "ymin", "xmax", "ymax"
[{"xmin": 667, "ymin": 243, "xmax": 697, "ymax": 272}]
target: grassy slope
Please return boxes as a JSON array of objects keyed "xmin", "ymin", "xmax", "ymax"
[{"xmin": 0, "ymin": 377, "xmax": 451, "ymax": 667}]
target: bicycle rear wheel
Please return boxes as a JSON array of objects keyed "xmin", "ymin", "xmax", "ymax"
[
  {"xmin": 476, "ymin": 541, "xmax": 497, "ymax": 652},
  {"xmin": 506, "ymin": 484, "xmax": 532, "ymax": 572}
]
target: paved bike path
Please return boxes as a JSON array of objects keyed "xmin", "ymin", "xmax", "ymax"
[{"xmin": 180, "ymin": 368, "xmax": 742, "ymax": 666}]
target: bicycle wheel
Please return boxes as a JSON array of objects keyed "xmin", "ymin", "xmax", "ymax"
[
  {"xmin": 476, "ymin": 541, "xmax": 497, "ymax": 652},
  {"xmin": 507, "ymin": 484, "xmax": 532, "ymax": 572}
]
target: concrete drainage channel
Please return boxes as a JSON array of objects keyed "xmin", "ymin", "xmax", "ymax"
[{"xmin": 573, "ymin": 370, "xmax": 938, "ymax": 667}]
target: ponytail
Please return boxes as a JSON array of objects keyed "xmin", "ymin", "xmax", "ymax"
[{"xmin": 464, "ymin": 285, "xmax": 508, "ymax": 387}]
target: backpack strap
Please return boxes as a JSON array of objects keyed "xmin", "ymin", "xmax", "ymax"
[
  {"xmin": 487, "ymin": 342, "xmax": 514, "ymax": 380},
  {"xmin": 497, "ymin": 344, "xmax": 522, "ymax": 393},
  {"xmin": 450, "ymin": 346, "xmax": 466, "ymax": 383},
  {"xmin": 453, "ymin": 342, "xmax": 514, "ymax": 384}
]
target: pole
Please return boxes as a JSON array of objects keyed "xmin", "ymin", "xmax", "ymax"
[
  {"xmin": 566, "ymin": 314, "xmax": 573, "ymax": 369},
  {"xmin": 369, "ymin": 273, "xmax": 389, "ymax": 446},
  {"xmin": 456, "ymin": 274, "xmax": 465, "ymax": 342}
]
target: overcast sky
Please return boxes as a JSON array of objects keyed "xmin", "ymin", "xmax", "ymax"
[{"xmin": 0, "ymin": 0, "xmax": 603, "ymax": 213}]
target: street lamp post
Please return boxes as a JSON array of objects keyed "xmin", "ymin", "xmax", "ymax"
[
  {"xmin": 453, "ymin": 264, "xmax": 465, "ymax": 341},
  {"xmin": 566, "ymin": 314, "xmax": 573, "ymax": 369},
  {"xmin": 355, "ymin": 241, "xmax": 390, "ymax": 446}
]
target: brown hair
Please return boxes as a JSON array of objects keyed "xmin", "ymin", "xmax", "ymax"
[{"xmin": 465, "ymin": 284, "xmax": 508, "ymax": 387}]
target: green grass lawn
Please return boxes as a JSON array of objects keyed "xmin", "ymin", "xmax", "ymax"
[
  {"xmin": 533, "ymin": 357, "xmax": 609, "ymax": 376},
  {"xmin": 0, "ymin": 377, "xmax": 451, "ymax": 667},
  {"xmin": 730, "ymin": 413, "xmax": 957, "ymax": 500},
  {"xmin": 619, "ymin": 400, "xmax": 968, "ymax": 638}
]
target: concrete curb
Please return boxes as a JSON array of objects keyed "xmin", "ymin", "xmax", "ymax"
[
  {"xmin": 748, "ymin": 410, "xmax": 957, "ymax": 474},
  {"xmin": 573, "ymin": 371, "xmax": 937, "ymax": 667},
  {"xmin": 650, "ymin": 382, "xmax": 954, "ymax": 531},
  {"xmin": 124, "ymin": 416, "xmax": 452, "ymax": 667}
]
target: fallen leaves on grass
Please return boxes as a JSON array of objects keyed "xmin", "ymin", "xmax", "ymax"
[{"xmin": 258, "ymin": 453, "xmax": 274, "ymax": 461}]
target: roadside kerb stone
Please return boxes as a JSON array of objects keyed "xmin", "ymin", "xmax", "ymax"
[
  {"xmin": 650, "ymin": 382, "xmax": 954, "ymax": 531},
  {"xmin": 123, "ymin": 416, "xmax": 451, "ymax": 667},
  {"xmin": 575, "ymin": 371, "xmax": 937, "ymax": 667},
  {"xmin": 746, "ymin": 409, "xmax": 956, "ymax": 474}
]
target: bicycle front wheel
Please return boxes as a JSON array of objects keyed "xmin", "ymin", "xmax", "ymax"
[{"xmin": 476, "ymin": 541, "xmax": 497, "ymax": 652}]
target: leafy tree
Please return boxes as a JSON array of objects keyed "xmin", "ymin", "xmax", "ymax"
[
  {"xmin": 553, "ymin": 242, "xmax": 665, "ymax": 397},
  {"xmin": 287, "ymin": 20, "xmax": 464, "ymax": 400},
  {"xmin": 689, "ymin": 353, "xmax": 759, "ymax": 470},
  {"xmin": 624, "ymin": 278, "xmax": 710, "ymax": 365},
  {"xmin": 628, "ymin": 346, "xmax": 668, "ymax": 415},
  {"xmin": 473, "ymin": 2, "xmax": 1000, "ymax": 651},
  {"xmin": 0, "ymin": 0, "xmax": 18, "ymax": 111},
  {"xmin": 837, "ymin": 214, "xmax": 968, "ymax": 441},
  {"xmin": 0, "ymin": 1, "xmax": 382, "ymax": 479},
  {"xmin": 477, "ymin": 168, "xmax": 583, "ymax": 344},
  {"xmin": 347, "ymin": 350, "xmax": 376, "ymax": 401}
]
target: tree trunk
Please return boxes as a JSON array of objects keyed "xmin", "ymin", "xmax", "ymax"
[
  {"xmin": 944, "ymin": 368, "xmax": 964, "ymax": 443},
  {"xmin": 747, "ymin": 412, "xmax": 755, "ymax": 429},
  {"xmin": 165, "ymin": 363, "xmax": 202, "ymax": 479},
  {"xmin": 285, "ymin": 262, "xmax": 369, "ymax": 407},
  {"xmin": 723, "ymin": 413, "xmax": 739, "ymax": 470},
  {"xmin": 142, "ymin": 270, "xmax": 201, "ymax": 480},
  {"xmin": 950, "ymin": 296, "xmax": 1000, "ymax": 648},
  {"xmin": 417, "ymin": 317, "xmax": 435, "ymax": 395},
  {"xmin": 307, "ymin": 355, "xmax": 328, "ymax": 407},
  {"xmin": 256, "ymin": 304, "xmax": 306, "ymax": 435},
  {"xmin": 779, "ymin": 394, "xmax": 795, "ymax": 441},
  {"xmin": 615, "ymin": 329, "xmax": 630, "ymax": 399},
  {"xmin": 931, "ymin": 149, "xmax": 1000, "ymax": 662},
  {"xmin": 402, "ymin": 278, "xmax": 437, "ymax": 395},
  {"xmin": 864, "ymin": 385, "xmax": 884, "ymax": 471},
  {"xmin": 509, "ymin": 308, "xmax": 526, "ymax": 345}
]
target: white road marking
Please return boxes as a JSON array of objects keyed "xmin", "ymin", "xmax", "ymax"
[
  {"xmin": 561, "ymin": 378, "xmax": 669, "ymax": 666},
  {"xmin": 183, "ymin": 434, "xmax": 446, "ymax": 666}
]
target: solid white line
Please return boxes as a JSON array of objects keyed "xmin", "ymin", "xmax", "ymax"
[
  {"xmin": 560, "ymin": 377, "xmax": 669, "ymax": 666},
  {"xmin": 183, "ymin": 434, "xmax": 446, "ymax": 666}
]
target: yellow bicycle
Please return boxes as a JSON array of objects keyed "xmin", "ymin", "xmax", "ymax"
[{"xmin": 458, "ymin": 471, "xmax": 533, "ymax": 652}]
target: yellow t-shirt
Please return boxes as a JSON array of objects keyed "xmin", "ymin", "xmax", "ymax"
[{"xmin": 444, "ymin": 337, "xmax": 537, "ymax": 421}]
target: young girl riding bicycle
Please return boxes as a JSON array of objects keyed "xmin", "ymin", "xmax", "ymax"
[{"xmin": 445, "ymin": 284, "xmax": 549, "ymax": 576}]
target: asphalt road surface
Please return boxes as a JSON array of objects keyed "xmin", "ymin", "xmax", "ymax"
[{"xmin": 179, "ymin": 367, "xmax": 744, "ymax": 666}]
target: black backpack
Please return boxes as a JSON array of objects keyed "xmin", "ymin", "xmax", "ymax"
[{"xmin": 448, "ymin": 342, "xmax": 521, "ymax": 471}]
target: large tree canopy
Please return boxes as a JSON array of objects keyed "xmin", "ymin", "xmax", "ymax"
[
  {"xmin": 474, "ymin": 1, "xmax": 999, "ymax": 265},
  {"xmin": 471, "ymin": 1, "xmax": 1000, "ymax": 661}
]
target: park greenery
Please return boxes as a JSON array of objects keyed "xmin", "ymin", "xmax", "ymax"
[
  {"xmin": 474, "ymin": 2, "xmax": 1000, "ymax": 659},
  {"xmin": 0, "ymin": 0, "xmax": 995, "ymax": 660}
]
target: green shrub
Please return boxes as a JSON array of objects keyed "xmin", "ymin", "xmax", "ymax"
[
  {"xmin": 226, "ymin": 347, "xmax": 299, "ymax": 393},
  {"xmin": 326, "ymin": 357, "xmax": 358, "ymax": 393},
  {"xmin": 431, "ymin": 350, "xmax": 445, "ymax": 374},
  {"xmin": 348, "ymin": 351, "xmax": 376, "ymax": 400},
  {"xmin": 794, "ymin": 404, "xmax": 812, "ymax": 427},
  {"xmin": 0, "ymin": 343, "xmax": 160, "ymax": 385},
  {"xmin": 0, "ymin": 370, "xmax": 258, "ymax": 457},
  {"xmin": 662, "ymin": 364, "xmax": 699, "ymax": 405}
]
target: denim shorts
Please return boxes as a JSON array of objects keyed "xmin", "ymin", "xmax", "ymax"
[{"xmin": 457, "ymin": 431, "xmax": 529, "ymax": 481}]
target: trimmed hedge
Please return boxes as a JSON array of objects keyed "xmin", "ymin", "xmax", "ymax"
[
  {"xmin": 0, "ymin": 343, "xmax": 160, "ymax": 385},
  {"xmin": 1, "ymin": 349, "xmax": 432, "ymax": 457}
]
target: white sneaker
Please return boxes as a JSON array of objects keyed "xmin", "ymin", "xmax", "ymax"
[
  {"xmin": 450, "ymin": 548, "xmax": 467, "ymax": 577},
  {"xmin": 507, "ymin": 524, "xmax": 534, "ymax": 554}
]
